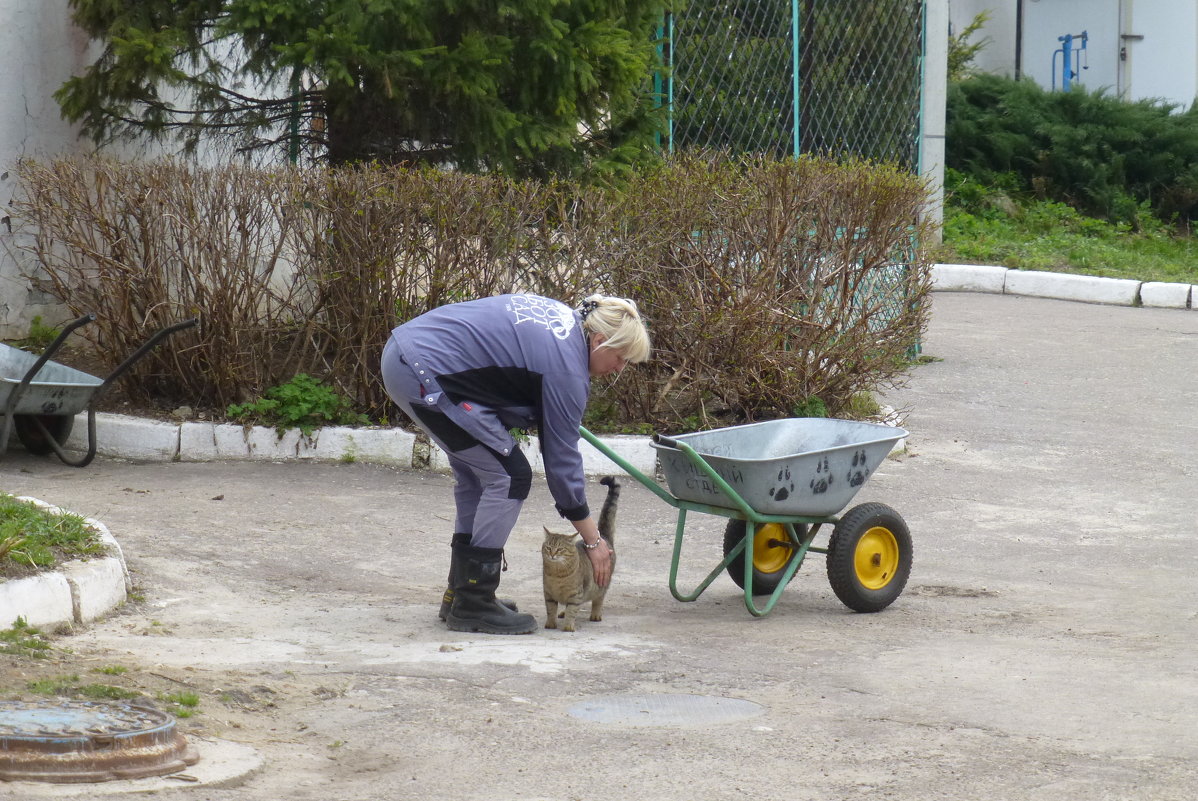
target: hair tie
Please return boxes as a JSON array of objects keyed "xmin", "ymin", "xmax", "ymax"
[{"xmin": 578, "ymin": 299, "xmax": 599, "ymax": 321}]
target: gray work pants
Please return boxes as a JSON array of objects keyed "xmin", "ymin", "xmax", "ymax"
[{"xmin": 380, "ymin": 338, "xmax": 531, "ymax": 548}]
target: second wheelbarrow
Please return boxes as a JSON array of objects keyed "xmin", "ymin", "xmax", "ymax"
[
  {"xmin": 1, "ymin": 314, "xmax": 198, "ymax": 467},
  {"xmin": 580, "ymin": 417, "xmax": 911, "ymax": 617}
]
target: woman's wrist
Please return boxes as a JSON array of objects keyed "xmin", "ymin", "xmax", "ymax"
[{"xmin": 582, "ymin": 536, "xmax": 604, "ymax": 550}]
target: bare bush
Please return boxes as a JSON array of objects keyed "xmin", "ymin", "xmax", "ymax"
[
  {"xmin": 583, "ymin": 154, "xmax": 932, "ymax": 430},
  {"xmin": 9, "ymin": 155, "xmax": 930, "ymax": 429}
]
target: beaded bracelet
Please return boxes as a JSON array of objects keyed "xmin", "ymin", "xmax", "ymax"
[{"xmin": 582, "ymin": 537, "xmax": 605, "ymax": 550}]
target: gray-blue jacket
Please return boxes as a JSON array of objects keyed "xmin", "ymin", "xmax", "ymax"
[{"xmin": 388, "ymin": 294, "xmax": 592, "ymax": 520}]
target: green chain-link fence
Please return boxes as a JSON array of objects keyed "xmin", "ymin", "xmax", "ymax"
[
  {"xmin": 663, "ymin": 0, "xmax": 929, "ymax": 359},
  {"xmin": 666, "ymin": 0, "xmax": 926, "ymax": 167}
]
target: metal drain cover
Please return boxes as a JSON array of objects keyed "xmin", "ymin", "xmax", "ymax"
[
  {"xmin": 0, "ymin": 700, "xmax": 199, "ymax": 783},
  {"xmin": 567, "ymin": 693, "xmax": 764, "ymax": 727}
]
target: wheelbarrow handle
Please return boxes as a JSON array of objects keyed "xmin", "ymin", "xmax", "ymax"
[
  {"xmin": 651, "ymin": 433, "xmax": 682, "ymax": 449},
  {"xmin": 98, "ymin": 318, "xmax": 199, "ymax": 393}
]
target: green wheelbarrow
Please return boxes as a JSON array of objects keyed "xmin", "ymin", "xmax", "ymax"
[{"xmin": 579, "ymin": 418, "xmax": 911, "ymax": 617}]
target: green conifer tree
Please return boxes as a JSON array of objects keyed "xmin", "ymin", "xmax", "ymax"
[{"xmin": 57, "ymin": 0, "xmax": 667, "ymax": 177}]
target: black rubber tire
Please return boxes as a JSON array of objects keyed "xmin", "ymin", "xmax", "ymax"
[
  {"xmin": 722, "ymin": 519, "xmax": 807, "ymax": 596},
  {"xmin": 13, "ymin": 414, "xmax": 74, "ymax": 456},
  {"xmin": 826, "ymin": 502, "xmax": 912, "ymax": 613}
]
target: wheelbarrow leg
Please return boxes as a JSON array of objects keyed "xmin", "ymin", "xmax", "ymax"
[
  {"xmin": 741, "ymin": 522, "xmax": 812, "ymax": 617},
  {"xmin": 21, "ymin": 410, "xmax": 98, "ymax": 468},
  {"xmin": 668, "ymin": 508, "xmax": 743, "ymax": 603}
]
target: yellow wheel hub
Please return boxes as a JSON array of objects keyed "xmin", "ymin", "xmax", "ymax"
[
  {"xmin": 854, "ymin": 526, "xmax": 900, "ymax": 589},
  {"xmin": 751, "ymin": 523, "xmax": 794, "ymax": 575}
]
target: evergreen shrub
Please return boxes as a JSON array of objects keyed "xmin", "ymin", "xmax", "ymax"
[{"xmin": 947, "ymin": 73, "xmax": 1198, "ymax": 227}]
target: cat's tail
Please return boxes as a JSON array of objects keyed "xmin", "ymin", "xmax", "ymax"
[{"xmin": 598, "ymin": 475, "xmax": 621, "ymax": 547}]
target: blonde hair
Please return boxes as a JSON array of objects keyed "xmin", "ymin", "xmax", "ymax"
[{"xmin": 578, "ymin": 294, "xmax": 651, "ymax": 363}]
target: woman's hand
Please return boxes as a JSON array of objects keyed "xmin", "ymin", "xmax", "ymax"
[
  {"xmin": 571, "ymin": 517, "xmax": 612, "ymax": 586},
  {"xmin": 585, "ymin": 538, "xmax": 613, "ymax": 587}
]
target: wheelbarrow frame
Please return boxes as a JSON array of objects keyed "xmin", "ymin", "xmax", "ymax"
[
  {"xmin": 1, "ymin": 314, "xmax": 198, "ymax": 467},
  {"xmin": 579, "ymin": 425, "xmax": 910, "ymax": 617}
]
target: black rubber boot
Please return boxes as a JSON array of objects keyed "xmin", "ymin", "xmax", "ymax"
[
  {"xmin": 446, "ymin": 542, "xmax": 537, "ymax": 635},
  {"xmin": 438, "ymin": 533, "xmax": 518, "ymax": 622}
]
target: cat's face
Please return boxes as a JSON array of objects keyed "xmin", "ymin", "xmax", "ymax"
[{"xmin": 541, "ymin": 527, "xmax": 578, "ymax": 565}]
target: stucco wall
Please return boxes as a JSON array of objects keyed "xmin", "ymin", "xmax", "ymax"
[
  {"xmin": 0, "ymin": 0, "xmax": 96, "ymax": 337},
  {"xmin": 1126, "ymin": 0, "xmax": 1198, "ymax": 110},
  {"xmin": 949, "ymin": 0, "xmax": 1018, "ymax": 78}
]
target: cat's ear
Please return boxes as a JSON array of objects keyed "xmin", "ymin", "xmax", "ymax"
[{"xmin": 543, "ymin": 526, "xmax": 553, "ymax": 536}]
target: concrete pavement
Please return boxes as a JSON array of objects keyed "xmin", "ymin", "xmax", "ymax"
[{"xmin": 0, "ymin": 290, "xmax": 1196, "ymax": 799}]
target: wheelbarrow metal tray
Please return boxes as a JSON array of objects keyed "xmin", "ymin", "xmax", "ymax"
[
  {"xmin": 0, "ymin": 344, "xmax": 103, "ymax": 416},
  {"xmin": 652, "ymin": 418, "xmax": 906, "ymax": 518}
]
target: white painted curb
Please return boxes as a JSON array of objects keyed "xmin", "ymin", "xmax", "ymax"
[
  {"xmin": 428, "ymin": 432, "xmax": 658, "ymax": 478},
  {"xmin": 0, "ymin": 497, "xmax": 129, "ymax": 629},
  {"xmin": 54, "ymin": 413, "xmax": 654, "ymax": 477},
  {"xmin": 1140, "ymin": 282, "xmax": 1193, "ymax": 309},
  {"xmin": 931, "ymin": 263, "xmax": 1008, "ymax": 293},
  {"xmin": 1004, "ymin": 270, "xmax": 1141, "ymax": 305},
  {"xmin": 931, "ymin": 262, "xmax": 1194, "ymax": 309}
]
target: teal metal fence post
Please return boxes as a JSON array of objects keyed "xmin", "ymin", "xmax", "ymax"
[{"xmin": 791, "ymin": 0, "xmax": 801, "ymax": 159}]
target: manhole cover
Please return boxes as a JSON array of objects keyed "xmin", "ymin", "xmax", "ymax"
[
  {"xmin": 0, "ymin": 700, "xmax": 199, "ymax": 783},
  {"xmin": 567, "ymin": 693, "xmax": 764, "ymax": 727}
]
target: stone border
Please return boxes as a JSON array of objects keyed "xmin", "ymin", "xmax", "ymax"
[
  {"xmin": 933, "ymin": 263, "xmax": 1195, "ymax": 309},
  {"xmin": 0, "ymin": 497, "xmax": 130, "ymax": 629},
  {"xmin": 56, "ymin": 413, "xmax": 662, "ymax": 475}
]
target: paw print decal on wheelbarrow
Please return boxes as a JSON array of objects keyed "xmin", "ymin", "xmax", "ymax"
[
  {"xmin": 809, "ymin": 456, "xmax": 834, "ymax": 494},
  {"xmin": 846, "ymin": 449, "xmax": 870, "ymax": 488},
  {"xmin": 769, "ymin": 466, "xmax": 794, "ymax": 501}
]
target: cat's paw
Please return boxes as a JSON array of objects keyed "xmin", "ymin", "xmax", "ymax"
[{"xmin": 544, "ymin": 618, "xmax": 557, "ymax": 629}]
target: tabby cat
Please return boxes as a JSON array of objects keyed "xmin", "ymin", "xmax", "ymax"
[{"xmin": 541, "ymin": 475, "xmax": 620, "ymax": 632}]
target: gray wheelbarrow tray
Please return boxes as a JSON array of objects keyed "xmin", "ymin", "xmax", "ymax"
[
  {"xmin": 1, "ymin": 314, "xmax": 197, "ymax": 467},
  {"xmin": 579, "ymin": 418, "xmax": 912, "ymax": 617}
]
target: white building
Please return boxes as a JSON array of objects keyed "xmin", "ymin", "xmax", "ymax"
[{"xmin": 951, "ymin": 0, "xmax": 1198, "ymax": 110}]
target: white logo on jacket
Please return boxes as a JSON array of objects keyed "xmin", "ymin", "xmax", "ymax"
[{"xmin": 508, "ymin": 295, "xmax": 576, "ymax": 340}]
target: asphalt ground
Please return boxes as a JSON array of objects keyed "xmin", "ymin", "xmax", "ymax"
[{"xmin": 1, "ymin": 291, "xmax": 1196, "ymax": 800}]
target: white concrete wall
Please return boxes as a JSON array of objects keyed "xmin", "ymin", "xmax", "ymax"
[
  {"xmin": 1125, "ymin": 0, "xmax": 1198, "ymax": 110},
  {"xmin": 0, "ymin": 4, "xmax": 293, "ymax": 337},
  {"xmin": 0, "ymin": 0, "xmax": 97, "ymax": 337},
  {"xmin": 1021, "ymin": 0, "xmax": 1121, "ymax": 95},
  {"xmin": 948, "ymin": 0, "xmax": 1018, "ymax": 77}
]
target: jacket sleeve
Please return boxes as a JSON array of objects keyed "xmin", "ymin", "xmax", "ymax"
[{"xmin": 539, "ymin": 372, "xmax": 591, "ymax": 520}]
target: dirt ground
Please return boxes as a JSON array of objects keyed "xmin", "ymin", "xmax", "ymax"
[{"xmin": 1, "ymin": 291, "xmax": 1196, "ymax": 801}]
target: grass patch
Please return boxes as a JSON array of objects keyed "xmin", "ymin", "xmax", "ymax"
[
  {"xmin": 937, "ymin": 179, "xmax": 1198, "ymax": 284},
  {"xmin": 159, "ymin": 690, "xmax": 200, "ymax": 718},
  {"xmin": 94, "ymin": 665, "xmax": 128, "ymax": 676},
  {"xmin": 0, "ymin": 493, "xmax": 104, "ymax": 575},
  {"xmin": 26, "ymin": 674, "xmax": 141, "ymax": 701},
  {"xmin": 78, "ymin": 683, "xmax": 141, "ymax": 701},
  {"xmin": 0, "ymin": 618, "xmax": 52, "ymax": 658}
]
